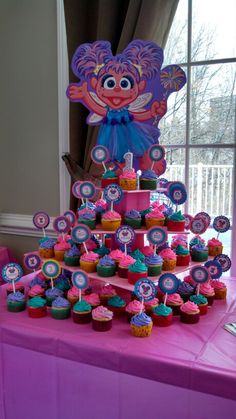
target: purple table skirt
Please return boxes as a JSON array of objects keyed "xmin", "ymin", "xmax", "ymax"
[{"xmin": 0, "ymin": 273, "xmax": 236, "ymax": 419}]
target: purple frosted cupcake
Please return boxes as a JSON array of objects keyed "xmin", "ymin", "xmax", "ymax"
[
  {"xmin": 178, "ymin": 281, "xmax": 195, "ymax": 302},
  {"xmin": 45, "ymin": 287, "xmax": 64, "ymax": 306},
  {"xmin": 7, "ymin": 292, "xmax": 26, "ymax": 312},
  {"xmin": 78, "ymin": 211, "xmax": 96, "ymax": 230},
  {"xmin": 140, "ymin": 170, "xmax": 157, "ymax": 190},
  {"xmin": 96, "ymin": 255, "xmax": 116, "ymax": 277},
  {"xmin": 51, "ymin": 297, "xmax": 71, "ymax": 319},
  {"xmin": 64, "ymin": 245, "xmax": 80, "ymax": 266},
  {"xmin": 145, "ymin": 254, "xmax": 163, "ymax": 276},
  {"xmin": 124, "ymin": 210, "xmax": 142, "ymax": 229}
]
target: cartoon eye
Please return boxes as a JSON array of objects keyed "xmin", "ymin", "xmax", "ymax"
[
  {"xmin": 119, "ymin": 76, "xmax": 133, "ymax": 90},
  {"xmin": 103, "ymin": 76, "xmax": 116, "ymax": 89}
]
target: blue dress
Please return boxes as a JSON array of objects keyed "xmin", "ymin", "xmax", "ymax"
[{"xmin": 97, "ymin": 107, "xmax": 160, "ymax": 162}]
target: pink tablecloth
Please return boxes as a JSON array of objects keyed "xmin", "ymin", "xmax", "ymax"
[{"xmin": 0, "ymin": 273, "xmax": 236, "ymax": 419}]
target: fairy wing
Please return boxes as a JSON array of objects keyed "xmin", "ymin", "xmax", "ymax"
[
  {"xmin": 87, "ymin": 91, "xmax": 106, "ymax": 124},
  {"xmin": 89, "ymin": 91, "xmax": 107, "ymax": 108},
  {"xmin": 128, "ymin": 92, "xmax": 153, "ymax": 112}
]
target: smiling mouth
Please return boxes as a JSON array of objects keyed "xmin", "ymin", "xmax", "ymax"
[{"xmin": 110, "ymin": 97, "xmax": 123, "ymax": 106}]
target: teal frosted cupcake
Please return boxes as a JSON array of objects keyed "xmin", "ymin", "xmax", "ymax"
[
  {"xmin": 191, "ymin": 244, "xmax": 208, "ymax": 262},
  {"xmin": 78, "ymin": 211, "xmax": 96, "ymax": 230},
  {"xmin": 94, "ymin": 244, "xmax": 110, "ymax": 258},
  {"xmin": 131, "ymin": 249, "xmax": 145, "ymax": 262},
  {"xmin": 107, "ymin": 295, "xmax": 126, "ymax": 317},
  {"xmin": 64, "ymin": 245, "xmax": 80, "ymax": 266},
  {"xmin": 140, "ymin": 169, "xmax": 158, "ymax": 190},
  {"xmin": 72, "ymin": 299, "xmax": 92, "ymax": 324},
  {"xmin": 27, "ymin": 296, "xmax": 47, "ymax": 318},
  {"xmin": 96, "ymin": 255, "xmax": 116, "ymax": 277},
  {"xmin": 7, "ymin": 292, "xmax": 26, "ymax": 312},
  {"xmin": 45, "ymin": 287, "xmax": 64, "ymax": 306},
  {"xmin": 167, "ymin": 211, "xmax": 185, "ymax": 232},
  {"xmin": 152, "ymin": 303, "xmax": 173, "ymax": 327},
  {"xmin": 144, "ymin": 254, "xmax": 163, "ymax": 276},
  {"xmin": 101, "ymin": 169, "xmax": 118, "ymax": 188},
  {"xmin": 190, "ymin": 294, "xmax": 208, "ymax": 315},
  {"xmin": 127, "ymin": 259, "xmax": 148, "ymax": 285},
  {"xmin": 51, "ymin": 297, "xmax": 71, "ymax": 319},
  {"xmin": 130, "ymin": 313, "xmax": 153, "ymax": 337},
  {"xmin": 124, "ymin": 210, "xmax": 142, "ymax": 229}
]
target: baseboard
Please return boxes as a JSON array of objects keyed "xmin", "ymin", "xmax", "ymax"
[{"xmin": 0, "ymin": 213, "xmax": 57, "ymax": 238}]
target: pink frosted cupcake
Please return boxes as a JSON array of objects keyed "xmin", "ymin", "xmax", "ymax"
[
  {"xmin": 207, "ymin": 238, "xmax": 223, "ymax": 256},
  {"xmin": 139, "ymin": 246, "xmax": 154, "ymax": 257},
  {"xmin": 180, "ymin": 301, "xmax": 200, "ymax": 324},
  {"xmin": 171, "ymin": 234, "xmax": 188, "ymax": 250},
  {"xmin": 183, "ymin": 274, "xmax": 196, "ymax": 287},
  {"xmin": 92, "ymin": 306, "xmax": 113, "ymax": 331},
  {"xmin": 54, "ymin": 240, "xmax": 71, "ymax": 261},
  {"xmin": 210, "ymin": 280, "xmax": 227, "ymax": 300},
  {"xmin": 145, "ymin": 208, "xmax": 165, "ymax": 228},
  {"xmin": 83, "ymin": 293, "xmax": 100, "ymax": 308},
  {"xmin": 80, "ymin": 251, "xmax": 99, "ymax": 273},
  {"xmin": 166, "ymin": 293, "xmax": 183, "ymax": 315},
  {"xmin": 159, "ymin": 248, "xmax": 177, "ymax": 271},
  {"xmin": 125, "ymin": 300, "xmax": 144, "ymax": 322},
  {"xmin": 6, "ymin": 282, "xmax": 25, "ymax": 296},
  {"xmin": 118, "ymin": 255, "xmax": 136, "ymax": 278},
  {"xmin": 99, "ymin": 285, "xmax": 117, "ymax": 305},
  {"xmin": 199, "ymin": 282, "xmax": 215, "ymax": 306},
  {"xmin": 109, "ymin": 249, "xmax": 125, "ymax": 266},
  {"xmin": 119, "ymin": 170, "xmax": 137, "ymax": 190},
  {"xmin": 67, "ymin": 286, "xmax": 80, "ymax": 305},
  {"xmin": 144, "ymin": 298, "xmax": 159, "ymax": 315},
  {"xmin": 28, "ymin": 285, "xmax": 45, "ymax": 299},
  {"xmin": 101, "ymin": 210, "xmax": 121, "ymax": 231}
]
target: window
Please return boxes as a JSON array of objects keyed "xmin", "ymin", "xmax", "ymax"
[{"xmin": 160, "ymin": 0, "xmax": 236, "ymax": 270}]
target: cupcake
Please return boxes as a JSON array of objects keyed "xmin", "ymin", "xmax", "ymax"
[
  {"xmin": 144, "ymin": 298, "xmax": 159, "ymax": 315},
  {"xmin": 190, "ymin": 294, "xmax": 208, "ymax": 315},
  {"xmin": 152, "ymin": 303, "xmax": 173, "ymax": 327},
  {"xmin": 124, "ymin": 210, "xmax": 142, "ymax": 229},
  {"xmin": 92, "ymin": 306, "xmax": 113, "ymax": 331},
  {"xmin": 78, "ymin": 211, "xmax": 96, "ymax": 230},
  {"xmin": 72, "ymin": 299, "xmax": 92, "ymax": 324},
  {"xmin": 101, "ymin": 170, "xmax": 119, "ymax": 188},
  {"xmin": 140, "ymin": 207, "xmax": 152, "ymax": 226},
  {"xmin": 6, "ymin": 282, "xmax": 25, "ymax": 296},
  {"xmin": 83, "ymin": 293, "xmax": 100, "ymax": 308},
  {"xmin": 28, "ymin": 285, "xmax": 45, "ymax": 299},
  {"xmin": 80, "ymin": 251, "xmax": 99, "ymax": 273},
  {"xmin": 94, "ymin": 244, "xmax": 110, "ymax": 258},
  {"xmin": 145, "ymin": 254, "xmax": 163, "ymax": 276},
  {"xmin": 159, "ymin": 248, "xmax": 177, "ymax": 271},
  {"xmin": 67, "ymin": 286, "xmax": 80, "ymax": 305},
  {"xmin": 210, "ymin": 280, "xmax": 227, "ymax": 300},
  {"xmin": 166, "ymin": 293, "xmax": 183, "ymax": 315},
  {"xmin": 175, "ymin": 244, "xmax": 190, "ymax": 266},
  {"xmin": 99, "ymin": 285, "xmax": 117, "ymax": 305},
  {"xmin": 191, "ymin": 244, "xmax": 209, "ymax": 262},
  {"xmin": 7, "ymin": 292, "xmax": 26, "ymax": 312},
  {"xmin": 125, "ymin": 300, "xmax": 144, "ymax": 322},
  {"xmin": 166, "ymin": 211, "xmax": 185, "ymax": 232},
  {"xmin": 139, "ymin": 246, "xmax": 154, "ymax": 257},
  {"xmin": 107, "ymin": 295, "xmax": 126, "ymax": 317},
  {"xmin": 199, "ymin": 282, "xmax": 215, "ymax": 306},
  {"xmin": 119, "ymin": 169, "xmax": 137, "ymax": 190},
  {"xmin": 29, "ymin": 276, "xmax": 47, "ymax": 290},
  {"xmin": 207, "ymin": 238, "xmax": 223, "ymax": 256},
  {"xmin": 51, "ymin": 297, "xmax": 71, "ymax": 319},
  {"xmin": 54, "ymin": 277, "xmax": 71, "ymax": 297},
  {"xmin": 145, "ymin": 208, "xmax": 165, "ymax": 229},
  {"xmin": 180, "ymin": 301, "xmax": 200, "ymax": 324},
  {"xmin": 189, "ymin": 235, "xmax": 205, "ymax": 250},
  {"xmin": 54, "ymin": 240, "xmax": 71, "ymax": 261},
  {"xmin": 130, "ymin": 249, "xmax": 145, "ymax": 262},
  {"xmin": 38, "ymin": 238, "xmax": 56, "ymax": 258},
  {"xmin": 178, "ymin": 281, "xmax": 194, "ymax": 302},
  {"xmin": 45, "ymin": 287, "xmax": 64, "ymax": 306},
  {"xmin": 109, "ymin": 249, "xmax": 125, "ymax": 266},
  {"xmin": 118, "ymin": 255, "xmax": 136, "ymax": 278},
  {"xmin": 64, "ymin": 245, "xmax": 80, "ymax": 266},
  {"xmin": 101, "ymin": 210, "xmax": 122, "ymax": 231},
  {"xmin": 140, "ymin": 169, "xmax": 157, "ymax": 190},
  {"xmin": 130, "ymin": 313, "xmax": 153, "ymax": 337},
  {"xmin": 171, "ymin": 235, "xmax": 188, "ymax": 250},
  {"xmin": 27, "ymin": 296, "xmax": 47, "ymax": 318},
  {"xmin": 127, "ymin": 259, "xmax": 148, "ymax": 285},
  {"xmin": 96, "ymin": 255, "xmax": 116, "ymax": 277}
]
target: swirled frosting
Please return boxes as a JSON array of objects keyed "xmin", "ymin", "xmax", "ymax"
[
  {"xmin": 184, "ymin": 275, "xmax": 196, "ymax": 286},
  {"xmin": 98, "ymin": 255, "xmax": 115, "ymax": 266},
  {"xmin": 120, "ymin": 170, "xmax": 136, "ymax": 179},
  {"xmin": 102, "ymin": 169, "xmax": 118, "ymax": 179},
  {"xmin": 6, "ymin": 282, "xmax": 24, "ymax": 292},
  {"xmin": 45, "ymin": 288, "xmax": 64, "ymax": 298},
  {"xmin": 102, "ymin": 210, "xmax": 121, "ymax": 221},
  {"xmin": 199, "ymin": 282, "xmax": 215, "ymax": 296},
  {"xmin": 79, "ymin": 212, "xmax": 96, "ymax": 220},
  {"xmin": 125, "ymin": 300, "xmax": 144, "ymax": 314},
  {"xmin": 210, "ymin": 280, "xmax": 226, "ymax": 290},
  {"xmin": 119, "ymin": 255, "xmax": 136, "ymax": 268},
  {"xmin": 92, "ymin": 305, "xmax": 113, "ymax": 320},
  {"xmin": 180, "ymin": 301, "xmax": 199, "ymax": 314},
  {"xmin": 77, "ymin": 208, "xmax": 96, "ymax": 217},
  {"xmin": 28, "ymin": 285, "xmax": 44, "ymax": 296},
  {"xmin": 27, "ymin": 296, "xmax": 46, "ymax": 308},
  {"xmin": 7, "ymin": 291, "xmax": 25, "ymax": 302},
  {"xmin": 190, "ymin": 235, "xmax": 205, "ymax": 247},
  {"xmin": 94, "ymin": 245, "xmax": 110, "ymax": 256},
  {"xmin": 139, "ymin": 246, "xmax": 154, "ymax": 257},
  {"xmin": 145, "ymin": 254, "xmax": 163, "ymax": 266},
  {"xmin": 107, "ymin": 295, "xmax": 126, "ymax": 308},
  {"xmin": 130, "ymin": 312, "xmax": 152, "ymax": 326},
  {"xmin": 178, "ymin": 282, "xmax": 194, "ymax": 293},
  {"xmin": 151, "ymin": 201, "xmax": 166, "ymax": 211},
  {"xmin": 29, "ymin": 277, "xmax": 47, "ymax": 289},
  {"xmin": 95, "ymin": 199, "xmax": 107, "ymax": 210},
  {"xmin": 65, "ymin": 245, "xmax": 80, "ymax": 257},
  {"xmin": 55, "ymin": 278, "xmax": 71, "ymax": 291},
  {"xmin": 153, "ymin": 303, "xmax": 172, "ymax": 316},
  {"xmin": 109, "ymin": 249, "xmax": 125, "ymax": 262},
  {"xmin": 175, "ymin": 244, "xmax": 189, "ymax": 256},
  {"xmin": 78, "ymin": 202, "xmax": 96, "ymax": 211},
  {"xmin": 52, "ymin": 296, "xmax": 70, "ymax": 308},
  {"xmin": 140, "ymin": 170, "xmax": 157, "ymax": 180},
  {"xmin": 140, "ymin": 207, "xmax": 152, "ymax": 217},
  {"xmin": 190, "ymin": 294, "xmax": 208, "ymax": 305},
  {"xmin": 39, "ymin": 238, "xmax": 56, "ymax": 249},
  {"xmin": 131, "ymin": 249, "xmax": 145, "ymax": 261},
  {"xmin": 67, "ymin": 286, "xmax": 80, "ymax": 298},
  {"xmin": 84, "ymin": 239, "xmax": 98, "ymax": 251},
  {"xmin": 159, "ymin": 248, "xmax": 177, "ymax": 260},
  {"xmin": 80, "ymin": 251, "xmax": 99, "ymax": 262},
  {"xmin": 168, "ymin": 211, "xmax": 185, "ymax": 221},
  {"xmin": 144, "ymin": 298, "xmax": 159, "ymax": 307},
  {"xmin": 191, "ymin": 244, "xmax": 208, "ymax": 252},
  {"xmin": 54, "ymin": 241, "xmax": 71, "ymax": 251},
  {"xmin": 166, "ymin": 293, "xmax": 183, "ymax": 304},
  {"xmin": 99, "ymin": 285, "xmax": 116, "ymax": 297},
  {"xmin": 146, "ymin": 208, "xmax": 164, "ymax": 219},
  {"xmin": 84, "ymin": 293, "xmax": 100, "ymax": 306},
  {"xmin": 125, "ymin": 209, "xmax": 141, "ymax": 219},
  {"xmin": 208, "ymin": 238, "xmax": 222, "ymax": 246},
  {"xmin": 128, "ymin": 259, "xmax": 147, "ymax": 273},
  {"xmin": 73, "ymin": 299, "xmax": 91, "ymax": 313}
]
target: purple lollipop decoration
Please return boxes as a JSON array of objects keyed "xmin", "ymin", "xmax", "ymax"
[
  {"xmin": 33, "ymin": 211, "xmax": 50, "ymax": 238},
  {"xmin": 160, "ymin": 65, "xmax": 186, "ymax": 93}
]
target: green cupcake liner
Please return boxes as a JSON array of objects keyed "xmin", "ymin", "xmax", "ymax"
[
  {"xmin": 51, "ymin": 307, "xmax": 71, "ymax": 319},
  {"xmin": 7, "ymin": 300, "xmax": 26, "ymax": 312},
  {"xmin": 97, "ymin": 265, "xmax": 116, "ymax": 277},
  {"xmin": 140, "ymin": 179, "xmax": 157, "ymax": 190},
  {"xmin": 147, "ymin": 265, "xmax": 162, "ymax": 276},
  {"xmin": 124, "ymin": 218, "xmax": 142, "ymax": 229}
]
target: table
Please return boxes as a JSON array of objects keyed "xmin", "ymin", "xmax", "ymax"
[{"xmin": 0, "ymin": 273, "xmax": 236, "ymax": 419}]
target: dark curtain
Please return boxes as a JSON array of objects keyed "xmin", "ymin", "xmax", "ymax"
[{"xmin": 63, "ymin": 0, "xmax": 179, "ymax": 210}]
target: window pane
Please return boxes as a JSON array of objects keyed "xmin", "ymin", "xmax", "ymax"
[
  {"xmin": 163, "ymin": 0, "xmax": 187, "ymax": 65},
  {"xmin": 192, "ymin": 0, "xmax": 236, "ymax": 61},
  {"xmin": 190, "ymin": 63, "xmax": 236, "ymax": 144},
  {"xmin": 159, "ymin": 83, "xmax": 187, "ymax": 146},
  {"xmin": 188, "ymin": 148, "xmax": 234, "ymax": 222}
]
